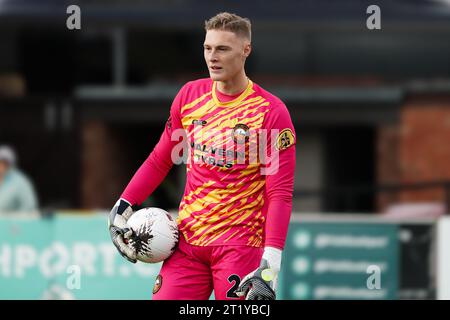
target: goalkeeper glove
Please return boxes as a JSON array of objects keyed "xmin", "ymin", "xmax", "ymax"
[
  {"xmin": 235, "ymin": 247, "xmax": 282, "ymax": 300},
  {"xmin": 108, "ymin": 198, "xmax": 137, "ymax": 263}
]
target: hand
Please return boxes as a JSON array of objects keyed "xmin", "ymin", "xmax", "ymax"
[
  {"xmin": 235, "ymin": 247, "xmax": 282, "ymax": 300},
  {"xmin": 108, "ymin": 198, "xmax": 137, "ymax": 263}
]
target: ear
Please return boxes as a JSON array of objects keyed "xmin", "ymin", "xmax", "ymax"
[{"xmin": 243, "ymin": 43, "xmax": 252, "ymax": 58}]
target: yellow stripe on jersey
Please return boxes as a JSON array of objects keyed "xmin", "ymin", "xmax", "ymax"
[
  {"xmin": 177, "ymin": 180, "xmax": 216, "ymax": 221},
  {"xmin": 183, "ymin": 180, "xmax": 216, "ymax": 202},
  {"xmin": 181, "ymin": 180, "xmax": 264, "ymax": 232},
  {"xmin": 232, "ymin": 215, "xmax": 264, "ymax": 247},
  {"xmin": 180, "ymin": 91, "xmax": 212, "ymax": 114},
  {"xmin": 179, "ymin": 184, "xmax": 241, "ymax": 228},
  {"xmin": 200, "ymin": 100, "xmax": 268, "ymax": 147},
  {"xmin": 184, "ymin": 180, "xmax": 265, "ymax": 240},
  {"xmin": 209, "ymin": 98, "xmax": 266, "ymax": 129},
  {"xmin": 237, "ymin": 166, "xmax": 260, "ymax": 180},
  {"xmin": 181, "ymin": 98, "xmax": 216, "ymax": 129},
  {"xmin": 198, "ymin": 96, "xmax": 266, "ymax": 134},
  {"xmin": 237, "ymin": 101, "xmax": 269, "ymax": 120},
  {"xmin": 199, "ymin": 196, "xmax": 264, "ymax": 246},
  {"xmin": 182, "ymin": 96, "xmax": 266, "ymax": 150}
]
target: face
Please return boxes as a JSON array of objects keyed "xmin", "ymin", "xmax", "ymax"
[{"xmin": 204, "ymin": 29, "xmax": 251, "ymax": 82}]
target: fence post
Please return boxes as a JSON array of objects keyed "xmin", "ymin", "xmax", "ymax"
[{"xmin": 445, "ymin": 183, "xmax": 450, "ymax": 215}]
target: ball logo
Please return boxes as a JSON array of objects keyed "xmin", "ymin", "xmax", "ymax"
[
  {"xmin": 153, "ymin": 275, "xmax": 163, "ymax": 294},
  {"xmin": 232, "ymin": 124, "xmax": 250, "ymax": 144},
  {"xmin": 276, "ymin": 128, "xmax": 295, "ymax": 150}
]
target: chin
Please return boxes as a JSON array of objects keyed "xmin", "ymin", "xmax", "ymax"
[{"xmin": 209, "ymin": 73, "xmax": 227, "ymax": 82}]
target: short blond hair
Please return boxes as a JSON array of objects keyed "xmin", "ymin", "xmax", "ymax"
[{"xmin": 204, "ymin": 12, "xmax": 251, "ymax": 41}]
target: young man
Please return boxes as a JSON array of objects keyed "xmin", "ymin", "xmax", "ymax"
[{"xmin": 109, "ymin": 12, "xmax": 296, "ymax": 300}]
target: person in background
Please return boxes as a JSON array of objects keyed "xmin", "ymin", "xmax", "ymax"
[{"xmin": 0, "ymin": 145, "xmax": 38, "ymax": 213}]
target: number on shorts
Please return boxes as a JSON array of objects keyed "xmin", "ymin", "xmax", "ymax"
[{"xmin": 226, "ymin": 274, "xmax": 241, "ymax": 298}]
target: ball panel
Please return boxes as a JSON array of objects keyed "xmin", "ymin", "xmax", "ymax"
[{"xmin": 126, "ymin": 207, "xmax": 179, "ymax": 263}]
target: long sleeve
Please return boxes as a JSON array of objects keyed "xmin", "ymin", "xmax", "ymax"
[
  {"xmin": 120, "ymin": 86, "xmax": 186, "ymax": 206},
  {"xmin": 262, "ymin": 102, "xmax": 296, "ymax": 250},
  {"xmin": 264, "ymin": 145, "xmax": 295, "ymax": 249}
]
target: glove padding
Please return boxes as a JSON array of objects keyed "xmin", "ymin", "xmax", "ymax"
[
  {"xmin": 235, "ymin": 259, "xmax": 277, "ymax": 300},
  {"xmin": 108, "ymin": 199, "xmax": 138, "ymax": 263}
]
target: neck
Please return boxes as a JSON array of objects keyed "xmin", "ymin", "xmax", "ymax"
[{"xmin": 216, "ymin": 70, "xmax": 248, "ymax": 95}]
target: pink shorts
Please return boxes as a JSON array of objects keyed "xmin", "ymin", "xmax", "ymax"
[{"xmin": 151, "ymin": 235, "xmax": 263, "ymax": 300}]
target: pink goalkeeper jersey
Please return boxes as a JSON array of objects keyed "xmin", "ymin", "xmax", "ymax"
[{"xmin": 122, "ymin": 78, "xmax": 296, "ymax": 249}]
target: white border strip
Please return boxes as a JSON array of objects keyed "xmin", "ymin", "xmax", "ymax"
[{"xmin": 437, "ymin": 217, "xmax": 450, "ymax": 300}]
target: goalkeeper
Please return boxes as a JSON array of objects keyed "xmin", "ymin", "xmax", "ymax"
[{"xmin": 109, "ymin": 12, "xmax": 296, "ymax": 300}]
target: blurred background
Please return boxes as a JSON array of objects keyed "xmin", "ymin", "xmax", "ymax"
[{"xmin": 0, "ymin": 0, "xmax": 450, "ymax": 300}]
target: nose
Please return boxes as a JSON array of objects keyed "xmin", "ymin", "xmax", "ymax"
[
  {"xmin": 209, "ymin": 55, "xmax": 218, "ymax": 63},
  {"xmin": 208, "ymin": 50, "xmax": 218, "ymax": 63}
]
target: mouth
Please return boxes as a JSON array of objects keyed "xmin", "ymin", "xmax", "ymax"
[{"xmin": 210, "ymin": 66, "xmax": 222, "ymax": 72}]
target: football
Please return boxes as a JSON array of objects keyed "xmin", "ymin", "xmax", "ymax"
[{"xmin": 126, "ymin": 207, "xmax": 179, "ymax": 263}]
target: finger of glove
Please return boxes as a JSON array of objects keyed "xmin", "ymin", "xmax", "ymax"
[
  {"xmin": 109, "ymin": 200, "xmax": 133, "ymax": 227},
  {"xmin": 116, "ymin": 236, "xmax": 137, "ymax": 258},
  {"xmin": 110, "ymin": 212, "xmax": 129, "ymax": 230},
  {"xmin": 245, "ymin": 278, "xmax": 276, "ymax": 300},
  {"xmin": 112, "ymin": 231, "xmax": 137, "ymax": 263},
  {"xmin": 123, "ymin": 228, "xmax": 134, "ymax": 239},
  {"xmin": 121, "ymin": 206, "xmax": 134, "ymax": 220},
  {"xmin": 113, "ymin": 241, "xmax": 137, "ymax": 263},
  {"xmin": 244, "ymin": 286, "xmax": 271, "ymax": 300},
  {"xmin": 109, "ymin": 202, "xmax": 121, "ymax": 226},
  {"xmin": 246, "ymin": 289, "xmax": 273, "ymax": 301},
  {"xmin": 119, "ymin": 245, "xmax": 137, "ymax": 263},
  {"xmin": 119, "ymin": 250, "xmax": 137, "ymax": 264},
  {"xmin": 235, "ymin": 278, "xmax": 252, "ymax": 297},
  {"xmin": 245, "ymin": 288, "xmax": 258, "ymax": 300}
]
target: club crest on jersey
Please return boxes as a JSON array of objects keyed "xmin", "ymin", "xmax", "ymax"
[
  {"xmin": 153, "ymin": 275, "xmax": 163, "ymax": 294},
  {"xmin": 232, "ymin": 124, "xmax": 250, "ymax": 144},
  {"xmin": 276, "ymin": 128, "xmax": 295, "ymax": 150}
]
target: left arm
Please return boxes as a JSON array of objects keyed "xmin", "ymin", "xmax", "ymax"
[
  {"xmin": 236, "ymin": 101, "xmax": 296, "ymax": 300},
  {"xmin": 263, "ymin": 102, "xmax": 297, "ymax": 270},
  {"xmin": 264, "ymin": 144, "xmax": 295, "ymax": 251}
]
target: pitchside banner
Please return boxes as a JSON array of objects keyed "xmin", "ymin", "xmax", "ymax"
[
  {"xmin": 0, "ymin": 214, "xmax": 161, "ymax": 299},
  {"xmin": 0, "ymin": 214, "xmax": 401, "ymax": 300},
  {"xmin": 281, "ymin": 219, "xmax": 399, "ymax": 300}
]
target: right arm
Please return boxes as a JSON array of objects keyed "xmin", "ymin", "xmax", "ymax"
[{"xmin": 108, "ymin": 84, "xmax": 186, "ymax": 263}]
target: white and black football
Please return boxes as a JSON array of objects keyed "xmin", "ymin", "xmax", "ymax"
[{"xmin": 126, "ymin": 207, "xmax": 179, "ymax": 263}]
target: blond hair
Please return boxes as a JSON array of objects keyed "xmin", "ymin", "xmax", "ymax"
[{"xmin": 204, "ymin": 12, "xmax": 251, "ymax": 41}]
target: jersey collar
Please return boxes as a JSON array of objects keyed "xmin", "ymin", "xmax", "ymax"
[{"xmin": 212, "ymin": 79, "xmax": 254, "ymax": 107}]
